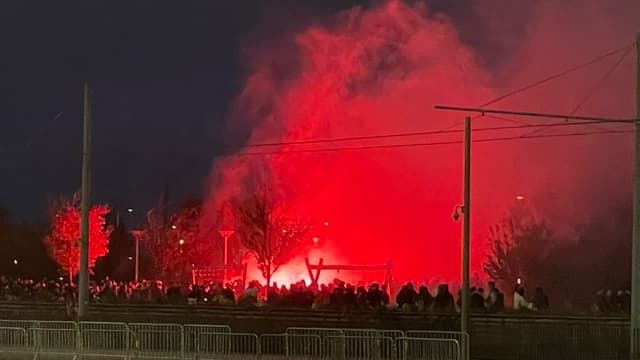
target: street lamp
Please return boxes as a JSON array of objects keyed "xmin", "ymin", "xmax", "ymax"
[
  {"xmin": 219, "ymin": 229, "xmax": 235, "ymax": 282},
  {"xmin": 130, "ymin": 230, "xmax": 145, "ymax": 283}
]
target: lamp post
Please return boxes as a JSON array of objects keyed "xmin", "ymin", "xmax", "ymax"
[
  {"xmin": 130, "ymin": 230, "xmax": 145, "ymax": 282},
  {"xmin": 219, "ymin": 229, "xmax": 235, "ymax": 282}
]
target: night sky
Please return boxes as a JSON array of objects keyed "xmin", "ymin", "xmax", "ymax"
[{"xmin": 0, "ymin": 0, "xmax": 522, "ymax": 221}]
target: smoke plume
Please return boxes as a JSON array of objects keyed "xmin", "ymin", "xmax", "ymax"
[{"xmin": 204, "ymin": 0, "xmax": 639, "ymax": 285}]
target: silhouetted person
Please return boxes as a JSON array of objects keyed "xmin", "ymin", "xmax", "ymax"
[
  {"xmin": 532, "ymin": 286, "xmax": 550, "ymax": 311},
  {"xmin": 513, "ymin": 286, "xmax": 534, "ymax": 311},
  {"xmin": 433, "ymin": 284, "xmax": 455, "ymax": 312},
  {"xmin": 417, "ymin": 285, "xmax": 433, "ymax": 311},
  {"xmin": 471, "ymin": 288, "xmax": 485, "ymax": 311},
  {"xmin": 396, "ymin": 282, "xmax": 417, "ymax": 311},
  {"xmin": 366, "ymin": 283, "xmax": 383, "ymax": 309}
]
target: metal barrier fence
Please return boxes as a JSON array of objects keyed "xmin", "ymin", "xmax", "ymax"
[
  {"xmin": 405, "ymin": 330, "xmax": 467, "ymax": 360},
  {"xmin": 0, "ymin": 320, "xmax": 471, "ymax": 359},
  {"xmin": 325, "ymin": 335, "xmax": 395, "ymax": 359},
  {"xmin": 403, "ymin": 337, "xmax": 461, "ymax": 360},
  {"xmin": 184, "ymin": 324, "xmax": 231, "ymax": 355},
  {"xmin": 197, "ymin": 332, "xmax": 258, "ymax": 359},
  {"xmin": 259, "ymin": 333, "xmax": 322, "ymax": 359},
  {"xmin": 129, "ymin": 323, "xmax": 184, "ymax": 359}
]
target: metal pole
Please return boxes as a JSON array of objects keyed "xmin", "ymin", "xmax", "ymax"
[
  {"xmin": 135, "ymin": 235, "xmax": 140, "ymax": 282},
  {"xmin": 631, "ymin": 33, "xmax": 640, "ymax": 360},
  {"xmin": 224, "ymin": 234, "xmax": 229, "ymax": 282},
  {"xmin": 78, "ymin": 83, "xmax": 92, "ymax": 320},
  {"xmin": 461, "ymin": 116, "xmax": 471, "ymax": 339}
]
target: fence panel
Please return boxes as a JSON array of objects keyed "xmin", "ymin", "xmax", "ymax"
[
  {"xmin": 129, "ymin": 323, "xmax": 183, "ymax": 359},
  {"xmin": 0, "ymin": 327, "xmax": 28, "ymax": 354},
  {"xmin": 403, "ymin": 337, "xmax": 461, "ymax": 360},
  {"xmin": 197, "ymin": 332, "xmax": 258, "ymax": 359},
  {"xmin": 405, "ymin": 330, "xmax": 468, "ymax": 360},
  {"xmin": 325, "ymin": 335, "xmax": 395, "ymax": 360},
  {"xmin": 184, "ymin": 324, "xmax": 231, "ymax": 355},
  {"xmin": 286, "ymin": 327, "xmax": 343, "ymax": 356},
  {"xmin": 81, "ymin": 329, "xmax": 132, "ymax": 357},
  {"xmin": 259, "ymin": 333, "xmax": 322, "ymax": 359},
  {"xmin": 29, "ymin": 327, "xmax": 77, "ymax": 354}
]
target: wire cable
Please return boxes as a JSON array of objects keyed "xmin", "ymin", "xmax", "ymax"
[
  {"xmin": 235, "ymin": 129, "xmax": 633, "ymax": 156},
  {"xmin": 570, "ymin": 45, "xmax": 634, "ymax": 115},
  {"xmin": 478, "ymin": 43, "xmax": 634, "ymax": 108},
  {"xmin": 245, "ymin": 119, "xmax": 631, "ymax": 148}
]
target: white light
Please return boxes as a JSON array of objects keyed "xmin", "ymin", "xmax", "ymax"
[
  {"xmin": 12, "ymin": 259, "xmax": 18, "ymax": 265},
  {"xmin": 171, "ymin": 225, "xmax": 177, "ymax": 229},
  {"xmin": 323, "ymin": 221, "xmax": 329, "ymax": 227},
  {"xmin": 516, "ymin": 195, "xmax": 524, "ymax": 200},
  {"xmin": 179, "ymin": 239, "xmax": 185, "ymax": 245},
  {"xmin": 128, "ymin": 256, "xmax": 133, "ymax": 261},
  {"xmin": 59, "ymin": 277, "xmax": 64, "ymax": 281},
  {"xmin": 127, "ymin": 208, "xmax": 134, "ymax": 213},
  {"xmin": 282, "ymin": 229, "xmax": 287, "ymax": 233},
  {"xmin": 312, "ymin": 237, "xmax": 319, "ymax": 244}
]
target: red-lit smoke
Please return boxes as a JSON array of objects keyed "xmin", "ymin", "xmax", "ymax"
[{"xmin": 205, "ymin": 0, "xmax": 639, "ymax": 286}]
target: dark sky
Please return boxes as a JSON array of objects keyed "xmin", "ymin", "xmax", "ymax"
[{"xmin": 0, "ymin": 0, "xmax": 504, "ymax": 221}]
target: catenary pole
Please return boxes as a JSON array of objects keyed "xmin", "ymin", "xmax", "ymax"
[
  {"xmin": 461, "ymin": 116, "xmax": 471, "ymax": 342},
  {"xmin": 78, "ymin": 83, "xmax": 92, "ymax": 319},
  {"xmin": 631, "ymin": 33, "xmax": 640, "ymax": 360}
]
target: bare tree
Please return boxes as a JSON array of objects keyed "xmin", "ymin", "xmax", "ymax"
[
  {"xmin": 234, "ymin": 190, "xmax": 311, "ymax": 288},
  {"xmin": 484, "ymin": 206, "xmax": 553, "ymax": 288}
]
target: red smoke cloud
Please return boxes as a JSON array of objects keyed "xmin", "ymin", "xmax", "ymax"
[{"xmin": 205, "ymin": 0, "xmax": 638, "ymax": 286}]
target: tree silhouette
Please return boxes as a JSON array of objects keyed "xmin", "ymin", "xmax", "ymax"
[
  {"xmin": 43, "ymin": 196, "xmax": 113, "ymax": 282},
  {"xmin": 141, "ymin": 199, "xmax": 216, "ymax": 283},
  {"xmin": 484, "ymin": 206, "xmax": 553, "ymax": 289},
  {"xmin": 234, "ymin": 190, "xmax": 312, "ymax": 288}
]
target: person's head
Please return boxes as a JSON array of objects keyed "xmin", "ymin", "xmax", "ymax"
[
  {"xmin": 478, "ymin": 288, "xmax": 484, "ymax": 295},
  {"xmin": 488, "ymin": 281, "xmax": 496, "ymax": 290},
  {"xmin": 470, "ymin": 287, "xmax": 477, "ymax": 293},
  {"xmin": 517, "ymin": 286, "xmax": 525, "ymax": 296}
]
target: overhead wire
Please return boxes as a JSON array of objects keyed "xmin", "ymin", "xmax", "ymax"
[
  {"xmin": 516, "ymin": 45, "xmax": 634, "ymax": 138},
  {"xmin": 234, "ymin": 128, "xmax": 633, "ymax": 156},
  {"xmin": 570, "ymin": 45, "xmax": 634, "ymax": 115},
  {"xmin": 478, "ymin": 42, "xmax": 635, "ymax": 108},
  {"xmin": 244, "ymin": 119, "xmax": 632, "ymax": 148}
]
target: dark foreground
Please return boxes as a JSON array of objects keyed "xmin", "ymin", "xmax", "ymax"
[{"xmin": 0, "ymin": 302, "xmax": 631, "ymax": 360}]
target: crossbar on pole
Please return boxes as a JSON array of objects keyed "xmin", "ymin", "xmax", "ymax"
[{"xmin": 435, "ymin": 105, "xmax": 637, "ymax": 123}]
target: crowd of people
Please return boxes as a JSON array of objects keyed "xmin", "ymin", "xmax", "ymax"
[
  {"xmin": 0, "ymin": 274, "xmax": 628, "ymax": 315},
  {"xmin": 592, "ymin": 289, "xmax": 631, "ymax": 314}
]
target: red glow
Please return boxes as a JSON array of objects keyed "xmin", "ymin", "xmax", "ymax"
[
  {"xmin": 206, "ymin": 0, "xmax": 637, "ymax": 286},
  {"xmin": 44, "ymin": 202, "xmax": 113, "ymax": 279}
]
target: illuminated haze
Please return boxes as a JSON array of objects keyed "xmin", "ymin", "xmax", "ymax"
[{"xmin": 204, "ymin": 0, "xmax": 639, "ymax": 286}]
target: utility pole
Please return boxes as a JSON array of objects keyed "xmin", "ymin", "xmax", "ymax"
[
  {"xmin": 461, "ymin": 116, "xmax": 471, "ymax": 340},
  {"xmin": 219, "ymin": 230, "xmax": 235, "ymax": 282},
  {"xmin": 78, "ymin": 83, "xmax": 92, "ymax": 319},
  {"xmin": 631, "ymin": 33, "xmax": 640, "ymax": 360},
  {"xmin": 135, "ymin": 234, "xmax": 140, "ymax": 283}
]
